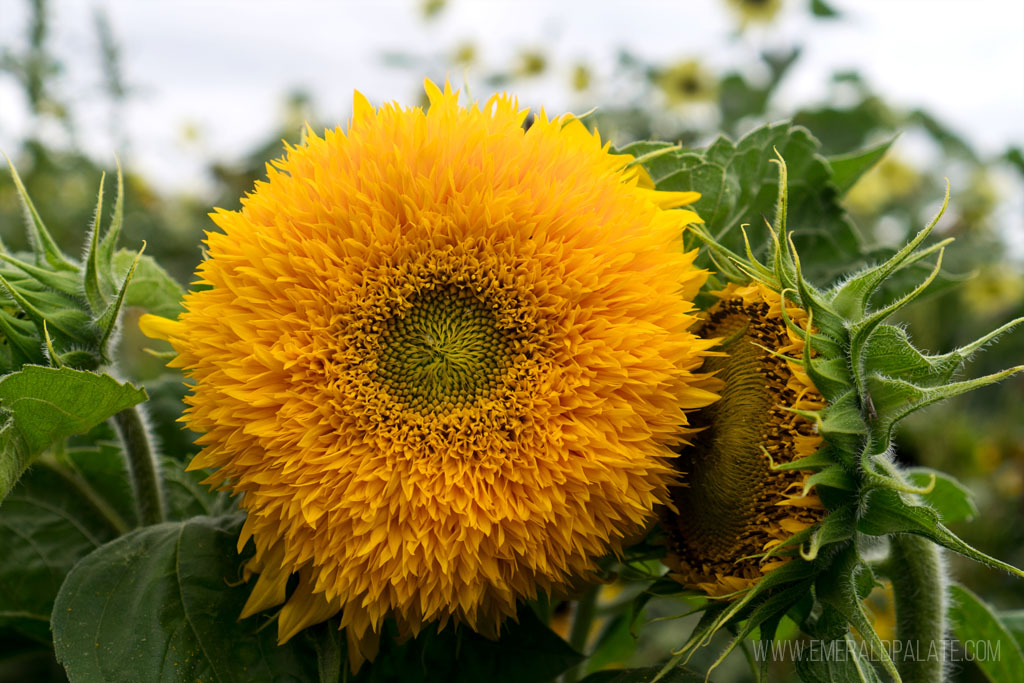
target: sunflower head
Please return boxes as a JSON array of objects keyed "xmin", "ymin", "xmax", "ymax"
[
  {"xmin": 662, "ymin": 282, "xmax": 826, "ymax": 596},
  {"xmin": 661, "ymin": 152, "xmax": 1024, "ymax": 679},
  {"xmin": 141, "ymin": 80, "xmax": 720, "ymax": 669},
  {"xmin": 0, "ymin": 162, "xmax": 139, "ymax": 373}
]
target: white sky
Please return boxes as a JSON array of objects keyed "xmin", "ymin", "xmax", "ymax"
[{"xmin": 0, "ymin": 0, "xmax": 1022, "ymax": 197}]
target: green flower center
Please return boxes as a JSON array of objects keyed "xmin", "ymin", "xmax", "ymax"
[{"xmin": 376, "ymin": 286, "xmax": 511, "ymax": 413}]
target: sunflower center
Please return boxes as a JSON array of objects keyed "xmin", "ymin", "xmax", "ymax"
[
  {"xmin": 663, "ymin": 294, "xmax": 825, "ymax": 592},
  {"xmin": 674, "ymin": 304, "xmax": 776, "ymax": 558},
  {"xmin": 376, "ymin": 286, "xmax": 511, "ymax": 413}
]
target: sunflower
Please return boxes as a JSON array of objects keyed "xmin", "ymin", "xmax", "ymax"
[
  {"xmin": 140, "ymin": 80, "xmax": 719, "ymax": 668},
  {"xmin": 662, "ymin": 282, "xmax": 826, "ymax": 596},
  {"xmin": 655, "ymin": 155, "xmax": 1024, "ymax": 682},
  {"xmin": 657, "ymin": 60, "xmax": 718, "ymax": 107}
]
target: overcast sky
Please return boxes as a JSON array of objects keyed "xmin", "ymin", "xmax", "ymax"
[{"xmin": 1, "ymin": 0, "xmax": 1022, "ymax": 196}]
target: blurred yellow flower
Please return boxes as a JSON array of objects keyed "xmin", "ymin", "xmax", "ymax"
[
  {"xmin": 658, "ymin": 60, "xmax": 718, "ymax": 106},
  {"xmin": 726, "ymin": 0, "xmax": 783, "ymax": 26},
  {"xmin": 516, "ymin": 49, "xmax": 548, "ymax": 77},
  {"xmin": 846, "ymin": 157, "xmax": 920, "ymax": 215}
]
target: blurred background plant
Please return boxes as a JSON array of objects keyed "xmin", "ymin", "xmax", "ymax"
[{"xmin": 1, "ymin": 0, "xmax": 1020, "ymax": 681}]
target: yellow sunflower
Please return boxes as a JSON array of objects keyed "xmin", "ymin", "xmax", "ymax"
[
  {"xmin": 662, "ymin": 282, "xmax": 826, "ymax": 596},
  {"xmin": 141, "ymin": 80, "xmax": 719, "ymax": 668}
]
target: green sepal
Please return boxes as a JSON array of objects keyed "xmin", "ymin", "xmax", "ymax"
[
  {"xmin": 858, "ymin": 488, "xmax": 1024, "ymax": 579},
  {"xmin": 792, "ymin": 506, "xmax": 856, "ymax": 563},
  {"xmin": 0, "ymin": 311, "xmax": 44, "ymax": 369},
  {"xmin": 861, "ymin": 324, "xmax": 962, "ymax": 387},
  {"xmin": 84, "ymin": 172, "xmax": 109, "ymax": 313},
  {"xmin": 866, "ymin": 366, "xmax": 1024, "ymax": 456},
  {"xmin": 847, "ymin": 248, "xmax": 946, "ymax": 399},
  {"xmin": 0, "ymin": 253, "xmax": 81, "ymax": 294},
  {"xmin": 705, "ymin": 580, "xmax": 816, "ymax": 678},
  {"xmin": 806, "ymin": 356, "xmax": 852, "ymax": 400},
  {"xmin": 815, "ymin": 390, "xmax": 867, "ymax": 438},
  {"xmin": 802, "ymin": 465, "xmax": 856, "ymax": 496},
  {"xmin": 771, "ymin": 445, "xmax": 838, "ymax": 472},
  {"xmin": 95, "ymin": 245, "xmax": 144, "ymax": 358},
  {"xmin": 830, "ymin": 182, "xmax": 949, "ymax": 320},
  {"xmin": 97, "ymin": 161, "xmax": 125, "ymax": 271},
  {"xmin": 4, "ymin": 156, "xmax": 76, "ymax": 271}
]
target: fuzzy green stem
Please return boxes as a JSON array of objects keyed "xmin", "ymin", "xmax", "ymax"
[
  {"xmin": 888, "ymin": 533, "xmax": 947, "ymax": 683},
  {"xmin": 112, "ymin": 406, "xmax": 166, "ymax": 526},
  {"xmin": 564, "ymin": 584, "xmax": 600, "ymax": 683}
]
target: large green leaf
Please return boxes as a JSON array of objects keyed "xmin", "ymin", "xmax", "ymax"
[
  {"xmin": 827, "ymin": 138, "xmax": 894, "ymax": 196},
  {"xmin": 52, "ymin": 515, "xmax": 318, "ymax": 683},
  {"xmin": 0, "ymin": 446, "xmax": 131, "ymax": 644},
  {"xmin": 949, "ymin": 585, "xmax": 1024, "ymax": 683},
  {"xmin": 0, "ymin": 366, "xmax": 146, "ymax": 503}
]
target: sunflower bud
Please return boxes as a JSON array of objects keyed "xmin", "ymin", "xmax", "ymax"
[
  {"xmin": 0, "ymin": 161, "xmax": 140, "ymax": 373},
  {"xmin": 663, "ymin": 153, "xmax": 1024, "ymax": 680}
]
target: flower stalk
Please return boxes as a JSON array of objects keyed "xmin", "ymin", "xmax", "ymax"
[
  {"xmin": 887, "ymin": 533, "xmax": 947, "ymax": 683},
  {"xmin": 112, "ymin": 406, "xmax": 166, "ymax": 526}
]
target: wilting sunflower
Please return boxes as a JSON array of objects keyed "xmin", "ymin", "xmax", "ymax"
[
  {"xmin": 141, "ymin": 81, "xmax": 720, "ymax": 668},
  {"xmin": 655, "ymin": 155, "xmax": 1023, "ymax": 682},
  {"xmin": 662, "ymin": 282, "xmax": 826, "ymax": 596}
]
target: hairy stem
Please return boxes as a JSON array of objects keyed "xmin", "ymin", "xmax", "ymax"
[
  {"xmin": 112, "ymin": 406, "xmax": 166, "ymax": 526},
  {"xmin": 888, "ymin": 533, "xmax": 947, "ymax": 683}
]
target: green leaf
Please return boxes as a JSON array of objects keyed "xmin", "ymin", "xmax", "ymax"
[
  {"xmin": 1000, "ymin": 610, "xmax": 1024, "ymax": 653},
  {"xmin": 579, "ymin": 665, "xmax": 706, "ymax": 682},
  {"xmin": 949, "ymin": 584, "xmax": 1024, "ymax": 683},
  {"xmin": 161, "ymin": 457, "xmax": 234, "ymax": 520},
  {"xmin": 52, "ymin": 514, "xmax": 318, "ymax": 683},
  {"xmin": 585, "ymin": 604, "xmax": 640, "ymax": 674},
  {"xmin": 828, "ymin": 138, "xmax": 893, "ymax": 196},
  {"xmin": 633, "ymin": 123, "xmax": 865, "ymax": 286},
  {"xmin": 0, "ymin": 366, "xmax": 147, "ymax": 503},
  {"xmin": 112, "ymin": 249, "xmax": 185, "ymax": 319},
  {"xmin": 0, "ymin": 447, "xmax": 131, "ymax": 644},
  {"xmin": 905, "ymin": 467, "xmax": 977, "ymax": 523}
]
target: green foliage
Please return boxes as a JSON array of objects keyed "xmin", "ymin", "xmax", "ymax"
[
  {"xmin": 949, "ymin": 585, "xmax": 1024, "ymax": 683},
  {"xmin": 52, "ymin": 515, "xmax": 320, "ymax": 683},
  {"xmin": 624, "ymin": 123, "xmax": 864, "ymax": 285},
  {"xmin": 0, "ymin": 366, "xmax": 146, "ymax": 502},
  {"xmin": 0, "ymin": 446, "xmax": 131, "ymax": 645},
  {"xmin": 904, "ymin": 467, "xmax": 978, "ymax": 524}
]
